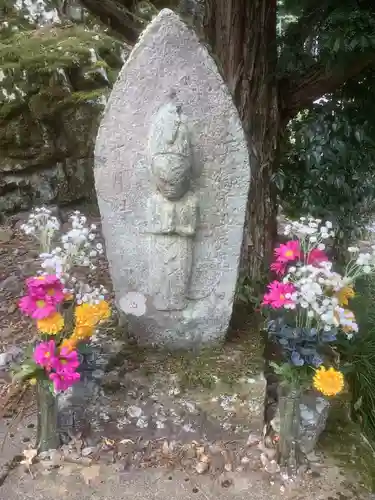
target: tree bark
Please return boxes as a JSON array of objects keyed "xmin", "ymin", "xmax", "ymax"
[{"xmin": 204, "ymin": 0, "xmax": 280, "ymax": 284}]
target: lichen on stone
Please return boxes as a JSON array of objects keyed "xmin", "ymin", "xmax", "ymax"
[{"xmin": 0, "ymin": 0, "xmax": 126, "ymax": 213}]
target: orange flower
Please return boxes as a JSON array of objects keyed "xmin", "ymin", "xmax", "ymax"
[
  {"xmin": 75, "ymin": 301, "xmax": 111, "ymax": 327},
  {"xmin": 60, "ymin": 338, "xmax": 78, "ymax": 352},
  {"xmin": 92, "ymin": 300, "xmax": 111, "ymax": 322},
  {"xmin": 72, "ymin": 324, "xmax": 94, "ymax": 341},
  {"xmin": 37, "ymin": 312, "xmax": 64, "ymax": 335},
  {"xmin": 313, "ymin": 366, "xmax": 344, "ymax": 396}
]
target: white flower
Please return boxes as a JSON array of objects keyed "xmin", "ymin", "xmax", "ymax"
[
  {"xmin": 307, "ymin": 310, "xmax": 314, "ymax": 318},
  {"xmin": 120, "ymin": 292, "xmax": 147, "ymax": 317},
  {"xmin": 364, "ymin": 265, "xmax": 371, "ymax": 274},
  {"xmin": 356, "ymin": 253, "xmax": 371, "ymax": 266},
  {"xmin": 309, "ymin": 236, "xmax": 317, "ymax": 243},
  {"xmin": 348, "ymin": 246, "xmax": 359, "ymax": 253},
  {"xmin": 318, "ymin": 243, "xmax": 325, "ymax": 251},
  {"xmin": 325, "ymin": 221, "xmax": 333, "ymax": 229}
]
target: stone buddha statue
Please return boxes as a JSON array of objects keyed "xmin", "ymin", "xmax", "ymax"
[{"xmin": 147, "ymin": 100, "xmax": 198, "ymax": 311}]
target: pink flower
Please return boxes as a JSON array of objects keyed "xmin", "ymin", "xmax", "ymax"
[
  {"xmin": 307, "ymin": 249, "xmax": 329, "ymax": 266},
  {"xmin": 51, "ymin": 348, "xmax": 80, "ymax": 373},
  {"xmin": 49, "ymin": 370, "xmax": 80, "ymax": 392},
  {"xmin": 271, "ymin": 260, "xmax": 287, "ymax": 276},
  {"xmin": 33, "ymin": 340, "xmax": 56, "ymax": 371},
  {"xmin": 274, "ymin": 240, "xmax": 301, "ymax": 263},
  {"xmin": 26, "ymin": 275, "xmax": 65, "ymax": 305},
  {"xmin": 262, "ymin": 281, "xmax": 296, "ymax": 309},
  {"xmin": 19, "ymin": 295, "xmax": 56, "ymax": 319}
]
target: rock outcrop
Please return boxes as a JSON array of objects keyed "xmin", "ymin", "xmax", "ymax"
[{"xmin": 0, "ymin": 1, "xmax": 124, "ymax": 213}]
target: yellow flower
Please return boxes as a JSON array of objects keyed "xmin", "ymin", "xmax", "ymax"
[
  {"xmin": 313, "ymin": 366, "xmax": 344, "ymax": 397},
  {"xmin": 29, "ymin": 378, "xmax": 37, "ymax": 386},
  {"xmin": 336, "ymin": 286, "xmax": 355, "ymax": 306},
  {"xmin": 72, "ymin": 324, "xmax": 94, "ymax": 341},
  {"xmin": 75, "ymin": 301, "xmax": 111, "ymax": 327},
  {"xmin": 92, "ymin": 300, "xmax": 111, "ymax": 322},
  {"xmin": 37, "ymin": 312, "xmax": 64, "ymax": 335}
]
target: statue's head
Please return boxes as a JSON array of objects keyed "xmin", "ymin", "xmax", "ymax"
[{"xmin": 149, "ymin": 101, "xmax": 192, "ymax": 201}]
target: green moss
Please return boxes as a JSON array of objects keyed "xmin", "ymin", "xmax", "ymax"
[
  {"xmin": 0, "ymin": 24, "xmax": 122, "ymax": 71},
  {"xmin": 104, "ymin": 314, "xmax": 263, "ymax": 391},
  {"xmin": 0, "ymin": 24, "xmax": 122, "ymax": 120},
  {"xmin": 69, "ymin": 89, "xmax": 108, "ymax": 104}
]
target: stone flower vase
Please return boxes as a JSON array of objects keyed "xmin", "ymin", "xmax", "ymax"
[
  {"xmin": 276, "ymin": 384, "xmax": 330, "ymax": 474},
  {"xmin": 36, "ymin": 379, "xmax": 59, "ymax": 452},
  {"xmin": 277, "ymin": 384, "xmax": 304, "ymax": 474}
]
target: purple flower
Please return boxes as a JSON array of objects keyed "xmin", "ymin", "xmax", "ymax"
[
  {"xmin": 311, "ymin": 355, "xmax": 324, "ymax": 367},
  {"xmin": 291, "ymin": 351, "xmax": 304, "ymax": 366}
]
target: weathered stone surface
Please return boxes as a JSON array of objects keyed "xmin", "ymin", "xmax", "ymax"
[
  {"xmin": 0, "ymin": 105, "xmax": 101, "ymax": 214},
  {"xmin": 0, "ymin": 25, "xmax": 125, "ymax": 214},
  {"xmin": 299, "ymin": 393, "xmax": 330, "ymax": 454},
  {"xmin": 95, "ymin": 9, "xmax": 250, "ymax": 348}
]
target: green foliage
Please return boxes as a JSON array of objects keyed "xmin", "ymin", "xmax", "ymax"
[
  {"xmin": 235, "ymin": 275, "xmax": 263, "ymax": 309},
  {"xmin": 278, "ymin": 76, "xmax": 375, "ymax": 247},
  {"xmin": 278, "ymin": 0, "xmax": 375, "ymax": 77},
  {"xmin": 276, "ymin": 1, "xmax": 375, "ymax": 248},
  {"xmin": 337, "ymin": 277, "xmax": 375, "ymax": 443},
  {"xmin": 270, "ymin": 361, "xmax": 312, "ymax": 390}
]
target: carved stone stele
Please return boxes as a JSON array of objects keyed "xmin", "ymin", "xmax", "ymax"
[
  {"xmin": 148, "ymin": 101, "xmax": 198, "ymax": 311},
  {"xmin": 94, "ymin": 9, "xmax": 250, "ymax": 348}
]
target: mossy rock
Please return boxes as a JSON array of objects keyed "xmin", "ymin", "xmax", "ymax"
[
  {"xmin": 0, "ymin": 19, "xmax": 123, "ymax": 213},
  {"xmin": 0, "ymin": 23, "xmax": 122, "ymax": 120}
]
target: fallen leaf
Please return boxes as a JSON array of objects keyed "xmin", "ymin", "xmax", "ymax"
[
  {"xmin": 102, "ymin": 437, "xmax": 115, "ymax": 448},
  {"xmin": 81, "ymin": 464, "xmax": 101, "ymax": 485},
  {"xmin": 20, "ymin": 448, "xmax": 37, "ymax": 466},
  {"xmin": 195, "ymin": 461, "xmax": 209, "ymax": 474}
]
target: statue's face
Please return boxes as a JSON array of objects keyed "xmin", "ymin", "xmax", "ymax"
[{"xmin": 152, "ymin": 154, "xmax": 191, "ymax": 200}]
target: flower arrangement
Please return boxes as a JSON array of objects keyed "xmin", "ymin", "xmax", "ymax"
[
  {"xmin": 13, "ymin": 207, "xmax": 111, "ymax": 395},
  {"xmin": 262, "ymin": 216, "xmax": 375, "ymax": 397}
]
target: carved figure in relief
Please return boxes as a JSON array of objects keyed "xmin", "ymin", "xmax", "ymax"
[{"xmin": 147, "ymin": 101, "xmax": 198, "ymax": 311}]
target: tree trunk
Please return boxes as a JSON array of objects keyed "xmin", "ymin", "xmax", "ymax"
[
  {"xmin": 203, "ymin": 0, "xmax": 283, "ymax": 438},
  {"xmin": 204, "ymin": 0, "xmax": 280, "ymax": 284}
]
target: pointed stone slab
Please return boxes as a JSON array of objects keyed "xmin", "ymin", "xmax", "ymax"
[{"xmin": 94, "ymin": 9, "xmax": 250, "ymax": 348}]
